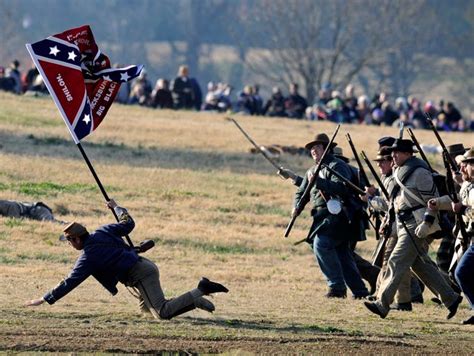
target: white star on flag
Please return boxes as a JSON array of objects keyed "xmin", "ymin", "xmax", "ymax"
[
  {"xmin": 67, "ymin": 51, "xmax": 77, "ymax": 61},
  {"xmin": 49, "ymin": 46, "xmax": 60, "ymax": 56},
  {"xmin": 83, "ymin": 114, "xmax": 91, "ymax": 125},
  {"xmin": 103, "ymin": 75, "xmax": 112, "ymax": 81},
  {"xmin": 120, "ymin": 72, "xmax": 130, "ymax": 82}
]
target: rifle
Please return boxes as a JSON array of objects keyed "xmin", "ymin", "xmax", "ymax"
[
  {"xmin": 321, "ymin": 163, "xmax": 366, "ymax": 195},
  {"xmin": 227, "ymin": 117, "xmax": 282, "ymax": 171},
  {"xmin": 360, "ymin": 151, "xmax": 390, "ymax": 200},
  {"xmin": 425, "ymin": 113, "xmax": 458, "ymax": 172},
  {"xmin": 284, "ymin": 124, "xmax": 341, "ymax": 238},
  {"xmin": 360, "ymin": 150, "xmax": 390, "ymax": 266},
  {"xmin": 345, "ymin": 133, "xmax": 370, "ymax": 187},
  {"xmin": 406, "ymin": 128, "xmax": 434, "ymax": 173}
]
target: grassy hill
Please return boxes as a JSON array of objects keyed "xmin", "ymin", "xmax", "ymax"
[{"xmin": 0, "ymin": 92, "xmax": 472, "ymax": 353}]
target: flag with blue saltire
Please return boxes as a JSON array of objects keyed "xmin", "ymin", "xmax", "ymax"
[{"xmin": 26, "ymin": 25, "xmax": 143, "ymax": 143}]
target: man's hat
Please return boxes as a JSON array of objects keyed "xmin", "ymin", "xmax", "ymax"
[
  {"xmin": 373, "ymin": 146, "xmax": 393, "ymax": 161},
  {"xmin": 305, "ymin": 133, "xmax": 338, "ymax": 150},
  {"xmin": 332, "ymin": 146, "xmax": 349, "ymax": 163},
  {"xmin": 387, "ymin": 139, "xmax": 418, "ymax": 154},
  {"xmin": 59, "ymin": 222, "xmax": 88, "ymax": 241},
  {"xmin": 461, "ymin": 148, "xmax": 474, "ymax": 163},
  {"xmin": 446, "ymin": 143, "xmax": 468, "ymax": 157},
  {"xmin": 377, "ymin": 136, "xmax": 396, "ymax": 148}
]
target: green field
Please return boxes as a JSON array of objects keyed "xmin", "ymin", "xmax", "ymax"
[{"xmin": 0, "ymin": 92, "xmax": 472, "ymax": 354}]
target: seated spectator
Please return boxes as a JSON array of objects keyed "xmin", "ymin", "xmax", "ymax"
[
  {"xmin": 236, "ymin": 85, "xmax": 257, "ymax": 115},
  {"xmin": 263, "ymin": 87, "xmax": 286, "ymax": 117},
  {"xmin": 285, "ymin": 83, "xmax": 307, "ymax": 119},
  {"xmin": 380, "ymin": 101, "xmax": 398, "ymax": 126},
  {"xmin": 391, "ymin": 112, "xmax": 413, "ymax": 129},
  {"xmin": 357, "ymin": 95, "xmax": 371, "ymax": 124},
  {"xmin": 129, "ymin": 82, "xmax": 150, "ymax": 106},
  {"xmin": 305, "ymin": 104, "xmax": 328, "ymax": 121},
  {"xmin": 444, "ymin": 101, "xmax": 464, "ymax": 131},
  {"xmin": 395, "ymin": 96, "xmax": 408, "ymax": 115},
  {"xmin": 24, "ymin": 74, "xmax": 48, "ymax": 97},
  {"xmin": 409, "ymin": 98, "xmax": 427, "ymax": 129},
  {"xmin": 0, "ymin": 66, "xmax": 16, "ymax": 93},
  {"xmin": 344, "ymin": 84, "xmax": 358, "ymax": 109},
  {"xmin": 150, "ymin": 78, "xmax": 173, "ymax": 109},
  {"xmin": 317, "ymin": 87, "xmax": 331, "ymax": 105},
  {"xmin": 424, "ymin": 100, "xmax": 438, "ymax": 118},
  {"xmin": 326, "ymin": 91, "xmax": 347, "ymax": 123},
  {"xmin": 23, "ymin": 63, "xmax": 39, "ymax": 92}
]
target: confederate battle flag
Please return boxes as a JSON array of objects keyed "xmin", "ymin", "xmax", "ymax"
[{"xmin": 26, "ymin": 25, "xmax": 143, "ymax": 143}]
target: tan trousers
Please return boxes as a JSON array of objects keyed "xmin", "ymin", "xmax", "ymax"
[
  {"xmin": 125, "ymin": 257, "xmax": 200, "ymax": 319},
  {"xmin": 376, "ymin": 220, "xmax": 459, "ymax": 315},
  {"xmin": 376, "ymin": 235, "xmax": 412, "ymax": 303}
]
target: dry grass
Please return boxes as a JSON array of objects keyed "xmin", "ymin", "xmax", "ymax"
[{"xmin": 0, "ymin": 92, "xmax": 473, "ymax": 354}]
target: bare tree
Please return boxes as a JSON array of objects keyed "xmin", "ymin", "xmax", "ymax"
[{"xmin": 235, "ymin": 0, "xmax": 384, "ymax": 103}]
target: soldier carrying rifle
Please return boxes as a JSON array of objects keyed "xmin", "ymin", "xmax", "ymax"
[
  {"xmin": 427, "ymin": 147, "xmax": 474, "ymax": 325},
  {"xmin": 364, "ymin": 139, "xmax": 462, "ymax": 319},
  {"xmin": 291, "ymin": 133, "xmax": 369, "ymax": 299}
]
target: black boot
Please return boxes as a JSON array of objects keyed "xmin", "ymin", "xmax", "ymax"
[
  {"xmin": 447, "ymin": 295, "xmax": 463, "ymax": 320},
  {"xmin": 462, "ymin": 315, "xmax": 474, "ymax": 325},
  {"xmin": 390, "ymin": 302, "xmax": 412, "ymax": 311},
  {"xmin": 198, "ymin": 277, "xmax": 229, "ymax": 295}
]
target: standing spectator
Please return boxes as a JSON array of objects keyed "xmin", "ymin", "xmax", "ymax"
[
  {"xmin": 189, "ymin": 76, "xmax": 202, "ymax": 111},
  {"xmin": 285, "ymin": 83, "xmax": 307, "ymax": 119},
  {"xmin": 408, "ymin": 98, "xmax": 426, "ymax": 129},
  {"xmin": 253, "ymin": 84, "xmax": 264, "ymax": 115},
  {"xmin": 5, "ymin": 59, "xmax": 22, "ymax": 94},
  {"xmin": 263, "ymin": 86, "xmax": 286, "ymax": 117},
  {"xmin": 150, "ymin": 79, "xmax": 173, "ymax": 109},
  {"xmin": 171, "ymin": 65, "xmax": 195, "ymax": 110}
]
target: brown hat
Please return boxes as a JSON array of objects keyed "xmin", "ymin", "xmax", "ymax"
[
  {"xmin": 447, "ymin": 143, "xmax": 468, "ymax": 157},
  {"xmin": 387, "ymin": 139, "xmax": 418, "ymax": 154},
  {"xmin": 373, "ymin": 146, "xmax": 393, "ymax": 162},
  {"xmin": 59, "ymin": 222, "xmax": 88, "ymax": 241},
  {"xmin": 461, "ymin": 148, "xmax": 474, "ymax": 163},
  {"xmin": 305, "ymin": 133, "xmax": 338, "ymax": 150}
]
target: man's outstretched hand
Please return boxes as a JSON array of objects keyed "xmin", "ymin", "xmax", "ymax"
[{"xmin": 25, "ymin": 298, "xmax": 45, "ymax": 307}]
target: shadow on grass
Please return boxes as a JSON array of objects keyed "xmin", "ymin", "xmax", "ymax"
[{"xmin": 0, "ymin": 132, "xmax": 309, "ymax": 175}]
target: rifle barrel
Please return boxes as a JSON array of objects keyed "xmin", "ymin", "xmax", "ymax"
[
  {"xmin": 345, "ymin": 133, "xmax": 371, "ymax": 187},
  {"xmin": 407, "ymin": 128, "xmax": 434, "ymax": 172},
  {"xmin": 321, "ymin": 163, "xmax": 366, "ymax": 195},
  {"xmin": 227, "ymin": 117, "xmax": 282, "ymax": 171},
  {"xmin": 360, "ymin": 150, "xmax": 390, "ymax": 200}
]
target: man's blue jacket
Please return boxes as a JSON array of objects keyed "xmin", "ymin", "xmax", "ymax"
[{"xmin": 43, "ymin": 207, "xmax": 138, "ymax": 304}]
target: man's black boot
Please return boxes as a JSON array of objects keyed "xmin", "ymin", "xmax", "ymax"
[
  {"xmin": 198, "ymin": 277, "xmax": 229, "ymax": 295},
  {"xmin": 462, "ymin": 315, "xmax": 474, "ymax": 325},
  {"xmin": 390, "ymin": 302, "xmax": 412, "ymax": 311},
  {"xmin": 325, "ymin": 289, "xmax": 347, "ymax": 299},
  {"xmin": 364, "ymin": 301, "xmax": 387, "ymax": 319},
  {"xmin": 447, "ymin": 295, "xmax": 463, "ymax": 320}
]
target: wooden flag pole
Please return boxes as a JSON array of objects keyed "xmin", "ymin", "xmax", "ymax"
[{"xmin": 76, "ymin": 142, "xmax": 134, "ymax": 248}]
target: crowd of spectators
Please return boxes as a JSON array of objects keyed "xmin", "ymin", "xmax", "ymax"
[{"xmin": 1, "ymin": 59, "xmax": 471, "ymax": 131}]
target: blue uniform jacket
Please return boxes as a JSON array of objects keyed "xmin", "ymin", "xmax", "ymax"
[{"xmin": 43, "ymin": 207, "xmax": 138, "ymax": 304}]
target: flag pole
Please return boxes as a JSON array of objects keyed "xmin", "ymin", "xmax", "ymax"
[{"xmin": 76, "ymin": 142, "xmax": 134, "ymax": 248}]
